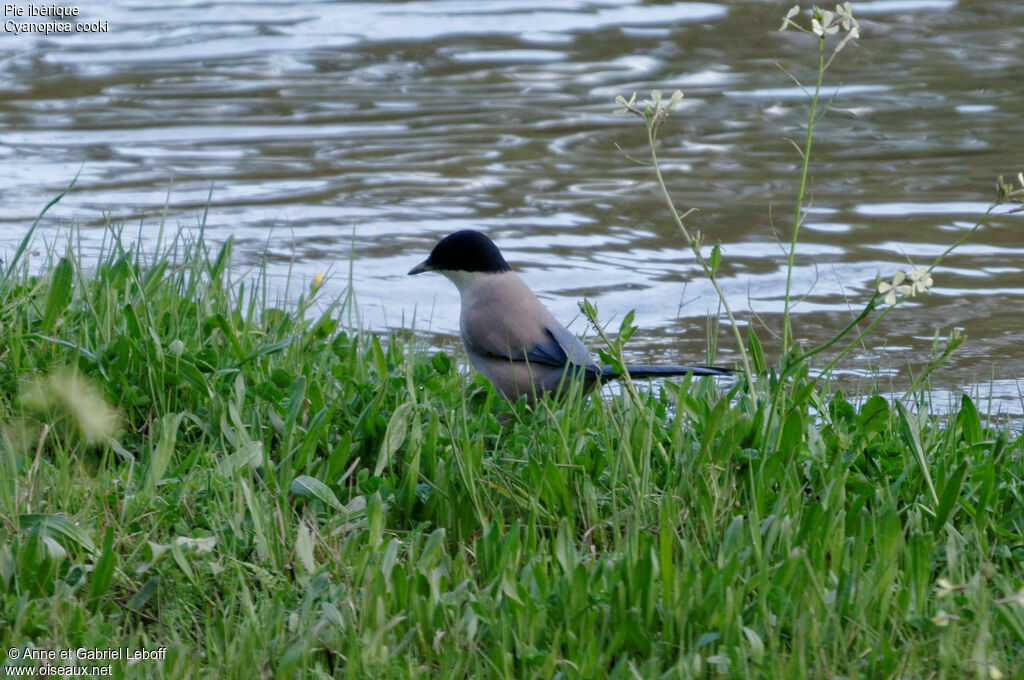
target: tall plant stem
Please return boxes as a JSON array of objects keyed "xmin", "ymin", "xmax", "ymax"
[
  {"xmin": 782, "ymin": 37, "xmax": 826, "ymax": 354},
  {"xmin": 646, "ymin": 123, "xmax": 752, "ymax": 378}
]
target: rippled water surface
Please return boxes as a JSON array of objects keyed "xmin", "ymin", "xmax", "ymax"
[{"xmin": 3, "ymin": 0, "xmax": 1022, "ymax": 414}]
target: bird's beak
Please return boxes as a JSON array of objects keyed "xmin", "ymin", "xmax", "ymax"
[{"xmin": 408, "ymin": 260, "xmax": 433, "ymax": 276}]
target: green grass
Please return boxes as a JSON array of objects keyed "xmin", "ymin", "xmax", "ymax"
[{"xmin": 1, "ymin": 223, "xmax": 1023, "ymax": 679}]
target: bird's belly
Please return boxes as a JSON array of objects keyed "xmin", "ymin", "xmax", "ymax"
[{"xmin": 465, "ymin": 350, "xmax": 590, "ymax": 401}]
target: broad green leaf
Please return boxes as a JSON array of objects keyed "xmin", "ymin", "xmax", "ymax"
[
  {"xmin": 957, "ymin": 394, "xmax": 982, "ymax": 444},
  {"xmin": 779, "ymin": 409, "xmax": 804, "ymax": 453},
  {"xmin": 933, "ymin": 461, "xmax": 967, "ymax": 532},
  {"xmin": 215, "ymin": 441, "xmax": 263, "ymax": 478},
  {"xmin": 417, "ymin": 529, "xmax": 446, "ymax": 573},
  {"xmin": 0, "ymin": 544, "xmax": 12, "ymax": 589},
  {"xmin": 742, "ymin": 626, "xmax": 765, "ymax": 665},
  {"xmin": 295, "ymin": 521, "xmax": 315, "ymax": 575},
  {"xmin": 20, "ymin": 513, "xmax": 96, "ymax": 555},
  {"xmin": 170, "ymin": 538, "xmax": 197, "ymax": 586},
  {"xmin": 241, "ymin": 478, "xmax": 272, "ymax": 565},
  {"xmin": 747, "ymin": 326, "xmax": 765, "ymax": 372},
  {"xmin": 126, "ymin": 576, "xmax": 160, "ymax": 612},
  {"xmin": 710, "ymin": 244, "xmax": 721, "ymax": 274},
  {"xmin": 376, "ymin": 401, "xmax": 414, "ymax": 477},
  {"xmin": 41, "ymin": 257, "xmax": 73, "ymax": 334},
  {"xmin": 367, "ymin": 492, "xmax": 383, "ymax": 550},
  {"xmin": 147, "ymin": 412, "xmax": 184, "ymax": 493},
  {"xmin": 659, "ymin": 497, "xmax": 675, "ymax": 589},
  {"xmin": 554, "ymin": 519, "xmax": 576, "ymax": 575},
  {"xmin": 897, "ymin": 402, "xmax": 938, "ymax": 505},
  {"xmin": 290, "ymin": 475, "xmax": 343, "ymax": 512},
  {"xmin": 88, "ymin": 527, "xmax": 117, "ymax": 607},
  {"xmin": 430, "ymin": 351, "xmax": 451, "ymax": 374},
  {"xmin": 857, "ymin": 395, "xmax": 890, "ymax": 433}
]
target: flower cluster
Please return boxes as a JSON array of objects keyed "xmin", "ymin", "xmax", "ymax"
[
  {"xmin": 779, "ymin": 3, "xmax": 861, "ymax": 52},
  {"xmin": 996, "ymin": 171, "xmax": 1024, "ymax": 213},
  {"xmin": 877, "ymin": 267, "xmax": 934, "ymax": 306},
  {"xmin": 614, "ymin": 89, "xmax": 684, "ymax": 120}
]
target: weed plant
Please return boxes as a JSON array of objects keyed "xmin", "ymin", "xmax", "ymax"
[{"xmin": 3, "ymin": 4, "xmax": 1024, "ymax": 678}]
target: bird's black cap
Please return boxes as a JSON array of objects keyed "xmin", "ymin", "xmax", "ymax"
[{"xmin": 408, "ymin": 230, "xmax": 512, "ymax": 275}]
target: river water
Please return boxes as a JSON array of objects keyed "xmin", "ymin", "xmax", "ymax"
[{"xmin": 2, "ymin": 0, "xmax": 1022, "ymax": 415}]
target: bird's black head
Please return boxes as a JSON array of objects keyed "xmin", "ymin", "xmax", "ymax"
[{"xmin": 408, "ymin": 230, "xmax": 511, "ymax": 275}]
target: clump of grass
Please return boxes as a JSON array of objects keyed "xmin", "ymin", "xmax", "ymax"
[
  {"xmin": 3, "ymin": 4, "xmax": 1024, "ymax": 678},
  {"xmin": 2, "ymin": 207, "xmax": 1023, "ymax": 678}
]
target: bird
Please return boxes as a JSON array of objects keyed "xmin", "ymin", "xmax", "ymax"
[{"xmin": 408, "ymin": 229, "xmax": 731, "ymax": 401}]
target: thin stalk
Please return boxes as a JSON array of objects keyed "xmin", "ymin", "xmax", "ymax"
[
  {"xmin": 800, "ymin": 201, "xmax": 998, "ymax": 386},
  {"xmin": 646, "ymin": 122, "xmax": 753, "ymax": 378},
  {"xmin": 809, "ymin": 302, "xmax": 896, "ymax": 388},
  {"xmin": 585, "ymin": 308, "xmax": 665, "ymax": 479},
  {"xmin": 794, "ymin": 296, "xmax": 879, "ymax": 364},
  {"xmin": 0, "ymin": 173, "xmax": 78, "ymax": 289},
  {"xmin": 928, "ymin": 203, "xmax": 998, "ymax": 273},
  {"xmin": 782, "ymin": 37, "xmax": 825, "ymax": 354}
]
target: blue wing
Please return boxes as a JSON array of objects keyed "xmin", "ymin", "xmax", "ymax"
[{"xmin": 522, "ymin": 325, "xmax": 600, "ymax": 378}]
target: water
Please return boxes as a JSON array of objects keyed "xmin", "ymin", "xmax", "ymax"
[{"xmin": 2, "ymin": 0, "xmax": 1022, "ymax": 416}]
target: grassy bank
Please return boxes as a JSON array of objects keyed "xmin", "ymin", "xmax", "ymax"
[{"xmin": 1, "ymin": 223, "xmax": 1022, "ymax": 679}]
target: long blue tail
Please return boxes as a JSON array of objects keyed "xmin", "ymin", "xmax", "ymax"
[{"xmin": 600, "ymin": 364, "xmax": 732, "ymax": 379}]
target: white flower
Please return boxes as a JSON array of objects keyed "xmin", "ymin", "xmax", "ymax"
[
  {"xmin": 823, "ymin": 12, "xmax": 839, "ymax": 35},
  {"xmin": 931, "ymin": 609, "xmax": 958, "ymax": 627},
  {"xmin": 877, "ymin": 270, "xmax": 913, "ymax": 306},
  {"xmin": 834, "ymin": 25, "xmax": 859, "ymax": 52},
  {"xmin": 908, "ymin": 266, "xmax": 934, "ymax": 295},
  {"xmin": 614, "ymin": 91, "xmax": 638, "ymax": 114},
  {"xmin": 665, "ymin": 89, "xmax": 684, "ymax": 112},
  {"xmin": 996, "ymin": 587, "xmax": 1024, "ymax": 607},
  {"xmin": 836, "ymin": 2, "xmax": 857, "ymax": 31},
  {"xmin": 833, "ymin": 2, "xmax": 860, "ymax": 51},
  {"xmin": 878, "ymin": 267, "xmax": 934, "ymax": 305},
  {"xmin": 778, "ymin": 5, "xmax": 801, "ymax": 32}
]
